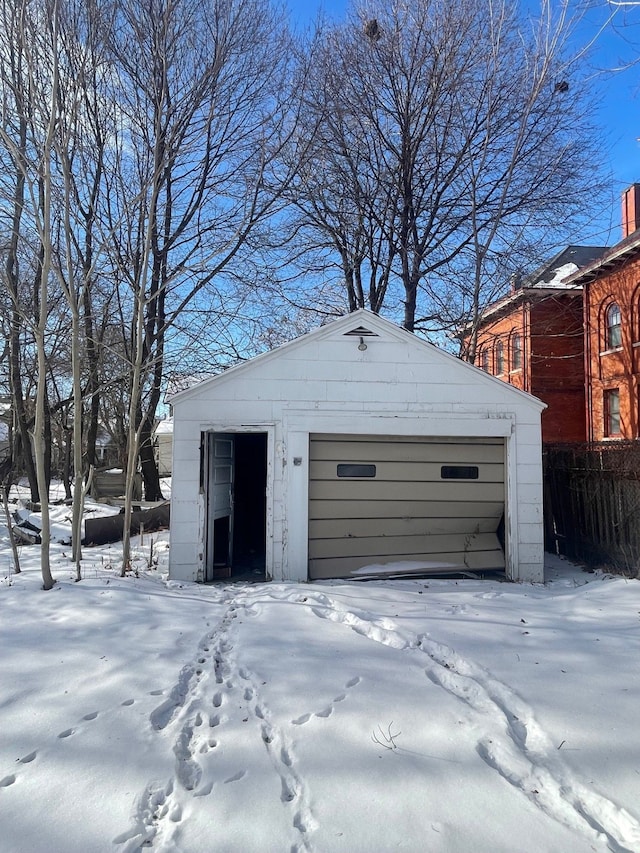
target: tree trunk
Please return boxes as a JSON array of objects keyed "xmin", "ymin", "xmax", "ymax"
[
  {"xmin": 9, "ymin": 309, "xmax": 39, "ymax": 501},
  {"xmin": 62, "ymin": 424, "xmax": 72, "ymax": 500},
  {"xmin": 83, "ymin": 286, "xmax": 100, "ymax": 472},
  {"xmin": 139, "ymin": 418, "xmax": 163, "ymax": 501},
  {"xmin": 1, "ymin": 484, "xmax": 21, "ymax": 575}
]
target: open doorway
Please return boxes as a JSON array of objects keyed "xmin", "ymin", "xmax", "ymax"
[{"xmin": 204, "ymin": 432, "xmax": 268, "ymax": 582}]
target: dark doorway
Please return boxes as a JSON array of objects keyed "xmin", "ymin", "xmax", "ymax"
[{"xmin": 231, "ymin": 433, "xmax": 267, "ymax": 581}]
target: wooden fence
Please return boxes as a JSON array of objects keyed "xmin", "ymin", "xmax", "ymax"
[{"xmin": 543, "ymin": 441, "xmax": 640, "ymax": 576}]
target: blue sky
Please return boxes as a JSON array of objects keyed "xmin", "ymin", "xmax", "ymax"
[{"xmin": 286, "ymin": 0, "xmax": 640, "ymax": 248}]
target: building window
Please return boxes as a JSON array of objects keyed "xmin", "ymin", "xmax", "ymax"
[
  {"xmin": 604, "ymin": 388, "xmax": 621, "ymax": 437},
  {"xmin": 511, "ymin": 332, "xmax": 522, "ymax": 370},
  {"xmin": 606, "ymin": 303, "xmax": 622, "ymax": 349},
  {"xmin": 496, "ymin": 340, "xmax": 505, "ymax": 374},
  {"xmin": 480, "ymin": 348, "xmax": 489, "ymax": 372}
]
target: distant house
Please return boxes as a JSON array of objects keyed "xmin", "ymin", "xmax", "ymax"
[
  {"xmin": 92, "ymin": 428, "xmax": 125, "ymax": 469},
  {"xmin": 564, "ymin": 184, "xmax": 640, "ymax": 441},
  {"xmin": 153, "ymin": 417, "xmax": 173, "ymax": 476},
  {"xmin": 169, "ymin": 309, "xmax": 546, "ymax": 585},
  {"xmin": 463, "ymin": 246, "xmax": 608, "ymax": 443}
]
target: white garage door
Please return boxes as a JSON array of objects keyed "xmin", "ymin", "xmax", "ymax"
[{"xmin": 308, "ymin": 434, "xmax": 505, "ymax": 579}]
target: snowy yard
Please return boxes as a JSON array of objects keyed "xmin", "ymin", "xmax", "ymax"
[{"xmin": 1, "ymin": 502, "xmax": 640, "ymax": 853}]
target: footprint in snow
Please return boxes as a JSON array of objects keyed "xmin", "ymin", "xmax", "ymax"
[
  {"xmin": 224, "ymin": 770, "xmax": 246, "ymax": 784},
  {"xmin": 315, "ymin": 706, "xmax": 333, "ymax": 719},
  {"xmin": 292, "ymin": 675, "xmax": 361, "ymax": 724},
  {"xmin": 193, "ymin": 781, "xmax": 214, "ymax": 798}
]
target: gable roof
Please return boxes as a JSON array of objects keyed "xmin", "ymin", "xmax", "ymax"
[{"xmin": 171, "ymin": 309, "xmax": 545, "ymax": 410}]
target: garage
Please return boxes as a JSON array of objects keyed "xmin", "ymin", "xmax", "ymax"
[
  {"xmin": 309, "ymin": 434, "xmax": 505, "ymax": 578},
  {"xmin": 169, "ymin": 309, "xmax": 545, "ymax": 584}
]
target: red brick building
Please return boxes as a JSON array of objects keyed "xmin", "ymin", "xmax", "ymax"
[
  {"xmin": 466, "ymin": 246, "xmax": 607, "ymax": 443},
  {"xmin": 565, "ymin": 185, "xmax": 640, "ymax": 441}
]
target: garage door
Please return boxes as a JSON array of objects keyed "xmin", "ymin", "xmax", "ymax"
[{"xmin": 308, "ymin": 434, "xmax": 505, "ymax": 579}]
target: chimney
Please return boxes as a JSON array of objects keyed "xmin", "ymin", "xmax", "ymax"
[{"xmin": 622, "ymin": 183, "xmax": 640, "ymax": 238}]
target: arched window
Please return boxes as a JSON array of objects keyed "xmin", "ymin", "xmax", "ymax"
[
  {"xmin": 496, "ymin": 340, "xmax": 505, "ymax": 374},
  {"xmin": 634, "ymin": 286, "xmax": 640, "ymax": 343},
  {"xmin": 606, "ymin": 303, "xmax": 622, "ymax": 349},
  {"xmin": 511, "ymin": 332, "xmax": 522, "ymax": 370},
  {"xmin": 479, "ymin": 348, "xmax": 489, "ymax": 372}
]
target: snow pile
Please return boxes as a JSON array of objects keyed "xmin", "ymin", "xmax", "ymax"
[
  {"xmin": 1, "ymin": 535, "xmax": 640, "ymax": 852},
  {"xmin": 534, "ymin": 261, "xmax": 579, "ymax": 288}
]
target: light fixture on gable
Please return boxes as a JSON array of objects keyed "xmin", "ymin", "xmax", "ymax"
[{"xmin": 358, "ymin": 336, "xmax": 367, "ymax": 351}]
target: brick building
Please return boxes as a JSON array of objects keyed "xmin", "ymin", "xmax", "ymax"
[
  {"xmin": 466, "ymin": 246, "xmax": 607, "ymax": 443},
  {"xmin": 564, "ymin": 185, "xmax": 640, "ymax": 441}
]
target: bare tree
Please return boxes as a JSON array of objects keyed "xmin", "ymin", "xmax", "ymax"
[
  {"xmin": 0, "ymin": 0, "xmax": 117, "ymax": 584},
  {"xmin": 102, "ymin": 0, "xmax": 300, "ymax": 571},
  {"xmin": 0, "ymin": 0, "xmax": 302, "ymax": 581},
  {"xmin": 292, "ymin": 0, "xmax": 607, "ymax": 336},
  {"xmin": 450, "ymin": 0, "xmax": 606, "ymax": 361},
  {"xmin": 47, "ymin": 0, "xmax": 117, "ymax": 575},
  {"xmin": 0, "ymin": 0, "xmax": 42, "ymax": 504},
  {"xmin": 279, "ymin": 20, "xmax": 401, "ymax": 318},
  {"xmin": 16, "ymin": 0, "xmax": 61, "ymax": 590}
]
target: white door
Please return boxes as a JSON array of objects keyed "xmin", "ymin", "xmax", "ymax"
[{"xmin": 205, "ymin": 433, "xmax": 234, "ymax": 580}]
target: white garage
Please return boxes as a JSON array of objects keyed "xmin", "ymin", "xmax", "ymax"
[{"xmin": 169, "ymin": 310, "xmax": 546, "ymax": 584}]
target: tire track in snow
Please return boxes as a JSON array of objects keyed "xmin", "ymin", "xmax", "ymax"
[{"xmin": 304, "ymin": 590, "xmax": 640, "ymax": 853}]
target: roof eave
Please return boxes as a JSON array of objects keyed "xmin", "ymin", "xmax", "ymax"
[
  {"xmin": 565, "ymin": 234, "xmax": 640, "ymax": 286},
  {"xmin": 461, "ymin": 283, "xmax": 583, "ymax": 334}
]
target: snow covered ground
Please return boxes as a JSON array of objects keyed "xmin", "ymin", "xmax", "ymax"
[{"xmin": 1, "ymin": 498, "xmax": 640, "ymax": 852}]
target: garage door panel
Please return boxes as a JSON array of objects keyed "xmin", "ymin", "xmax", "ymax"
[
  {"xmin": 310, "ymin": 480, "xmax": 505, "ymax": 502},
  {"xmin": 309, "ymin": 460, "xmax": 504, "ymax": 483},
  {"xmin": 309, "ymin": 499, "xmax": 504, "ymax": 520},
  {"xmin": 309, "ymin": 531, "xmax": 502, "ymax": 560},
  {"xmin": 310, "ymin": 439, "xmax": 504, "ymax": 465},
  {"xmin": 309, "ymin": 516, "xmax": 502, "ymax": 539},
  {"xmin": 309, "ymin": 549, "xmax": 506, "ymax": 579},
  {"xmin": 308, "ymin": 434, "xmax": 505, "ymax": 580}
]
